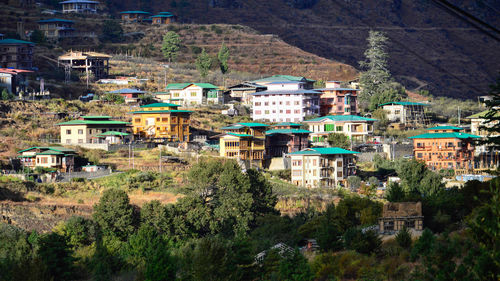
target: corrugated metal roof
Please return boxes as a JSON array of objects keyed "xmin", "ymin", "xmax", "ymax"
[
  {"xmin": 315, "ymin": 87, "xmax": 359, "ymax": 91},
  {"xmin": 426, "ymin": 126, "xmax": 463, "ymax": 131},
  {"xmin": 379, "ymin": 101, "xmax": 429, "ymax": 107},
  {"xmin": 252, "ymin": 89, "xmax": 320, "ymax": 96},
  {"xmin": 0, "ymin": 39, "xmax": 34, "ymax": 45},
  {"xmin": 266, "ymin": 129, "xmax": 311, "ymax": 135},
  {"xmin": 108, "ymin": 88, "xmax": 145, "ymax": 94},
  {"xmin": 96, "ymin": 131, "xmax": 130, "ymax": 136},
  {"xmin": 408, "ymin": 132, "xmax": 481, "ymax": 139},
  {"xmin": 57, "ymin": 120, "xmax": 130, "ymax": 125},
  {"xmin": 38, "ymin": 18, "xmax": 74, "ymax": 23},
  {"xmin": 306, "ymin": 115, "xmax": 376, "ymax": 122},
  {"xmin": 140, "ymin": 102, "xmax": 180, "ymax": 108},
  {"xmin": 289, "ymin": 147, "xmax": 359, "ymax": 155},
  {"xmin": 59, "ymin": 0, "xmax": 99, "ymax": 3},
  {"xmin": 224, "ymin": 132, "xmax": 253, "ymax": 137}
]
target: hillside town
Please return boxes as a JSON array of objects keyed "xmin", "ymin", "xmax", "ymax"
[{"xmin": 0, "ymin": 1, "xmax": 499, "ymax": 280}]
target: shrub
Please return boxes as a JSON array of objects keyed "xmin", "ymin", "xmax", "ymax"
[
  {"xmin": 395, "ymin": 227, "xmax": 412, "ymax": 249},
  {"xmin": 343, "ymin": 228, "xmax": 381, "ymax": 254}
]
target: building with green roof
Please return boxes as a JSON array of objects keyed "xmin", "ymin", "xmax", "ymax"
[
  {"xmin": 17, "ymin": 146, "xmax": 76, "ymax": 172},
  {"xmin": 0, "ymin": 39, "xmax": 34, "ymax": 69},
  {"xmin": 151, "ymin": 12, "xmax": 177, "ymax": 24},
  {"xmin": 161, "ymin": 83, "xmax": 221, "ymax": 105},
  {"xmin": 289, "ymin": 147, "xmax": 358, "ymax": 188},
  {"xmin": 305, "ymin": 115, "xmax": 376, "ymax": 144},
  {"xmin": 219, "ymin": 122, "xmax": 269, "ymax": 166},
  {"xmin": 409, "ymin": 125, "xmax": 480, "ymax": 172},
  {"xmin": 379, "ymin": 101, "xmax": 430, "ymax": 127},
  {"xmin": 120, "ymin": 11, "xmax": 151, "ymax": 22},
  {"xmin": 252, "ymin": 75, "xmax": 315, "ymax": 86},
  {"xmin": 58, "ymin": 116, "xmax": 131, "ymax": 145},
  {"xmin": 265, "ymin": 122, "xmax": 310, "ymax": 157}
]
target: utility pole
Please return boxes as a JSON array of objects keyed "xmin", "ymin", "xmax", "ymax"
[
  {"xmin": 128, "ymin": 142, "xmax": 131, "ymax": 168},
  {"xmin": 159, "ymin": 145, "xmax": 162, "ymax": 173},
  {"xmin": 458, "ymin": 107, "xmax": 461, "ymax": 126}
]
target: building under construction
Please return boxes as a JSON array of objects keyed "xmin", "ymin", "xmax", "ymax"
[
  {"xmin": 58, "ymin": 51, "xmax": 110, "ymax": 80},
  {"xmin": 379, "ymin": 101, "xmax": 430, "ymax": 129}
]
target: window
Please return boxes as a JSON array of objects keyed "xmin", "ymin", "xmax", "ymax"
[
  {"xmin": 417, "ymin": 153, "xmax": 423, "ymax": 158},
  {"xmin": 313, "ymin": 159, "xmax": 317, "ymax": 166},
  {"xmin": 336, "ymin": 126, "xmax": 343, "ymax": 132},
  {"xmin": 255, "ymin": 102, "xmax": 261, "ymax": 106},
  {"xmin": 292, "ymin": 170, "xmax": 302, "ymax": 176},
  {"xmin": 162, "ymin": 118, "xmax": 168, "ymax": 122},
  {"xmin": 337, "ymin": 97, "xmax": 343, "ymax": 102},
  {"xmin": 337, "ymin": 161, "xmax": 342, "ymax": 167},
  {"xmin": 264, "ymin": 102, "xmax": 269, "ymax": 106},
  {"xmin": 265, "ymin": 110, "xmax": 270, "ymax": 114},
  {"xmin": 272, "ymin": 102, "xmax": 276, "ymax": 105},
  {"xmin": 313, "ymin": 170, "xmax": 317, "ymax": 176},
  {"xmin": 337, "ymin": 171, "xmax": 343, "ymax": 178},
  {"xmin": 286, "ymin": 101, "xmax": 291, "ymax": 105},
  {"xmin": 294, "ymin": 109, "xmax": 300, "ymax": 114},
  {"xmin": 190, "ymin": 91, "xmax": 197, "ymax": 97},
  {"xmin": 78, "ymin": 129, "xmax": 83, "ymax": 134},
  {"xmin": 294, "ymin": 101, "xmax": 300, "ymax": 105},
  {"xmin": 156, "ymin": 118, "xmax": 160, "ymax": 122},
  {"xmin": 66, "ymin": 129, "xmax": 71, "ymax": 134},
  {"xmin": 325, "ymin": 124, "xmax": 335, "ymax": 131},
  {"xmin": 78, "ymin": 139, "xmax": 83, "ymax": 144},
  {"xmin": 173, "ymin": 92, "xmax": 180, "ymax": 97},
  {"xmin": 134, "ymin": 118, "xmax": 141, "ymax": 123},
  {"xmin": 286, "ymin": 110, "xmax": 291, "ymax": 114},
  {"xmin": 66, "ymin": 139, "xmax": 71, "ymax": 144},
  {"xmin": 255, "ymin": 110, "xmax": 261, "ymax": 115}
]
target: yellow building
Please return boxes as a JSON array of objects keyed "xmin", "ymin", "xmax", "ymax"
[
  {"xmin": 131, "ymin": 103, "xmax": 192, "ymax": 141},
  {"xmin": 219, "ymin": 123, "xmax": 269, "ymax": 166}
]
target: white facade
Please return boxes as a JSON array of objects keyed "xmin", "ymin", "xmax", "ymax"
[
  {"xmin": 167, "ymin": 84, "xmax": 220, "ymax": 106},
  {"xmin": 252, "ymin": 82, "xmax": 320, "ymax": 123},
  {"xmin": 306, "ymin": 116, "xmax": 375, "ymax": 143}
]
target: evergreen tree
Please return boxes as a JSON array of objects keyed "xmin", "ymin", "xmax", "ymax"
[
  {"xmin": 161, "ymin": 31, "xmax": 181, "ymax": 62},
  {"xmin": 217, "ymin": 42, "xmax": 230, "ymax": 74},
  {"xmin": 100, "ymin": 20, "xmax": 123, "ymax": 43},
  {"xmin": 93, "ymin": 189, "xmax": 136, "ymax": 240},
  {"xmin": 395, "ymin": 226, "xmax": 412, "ymax": 249},
  {"xmin": 327, "ymin": 133, "xmax": 350, "ymax": 149},
  {"xmin": 195, "ymin": 49, "xmax": 212, "ymax": 78}
]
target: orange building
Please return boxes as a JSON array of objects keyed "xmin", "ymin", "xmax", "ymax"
[
  {"xmin": 120, "ymin": 11, "xmax": 151, "ymax": 22},
  {"xmin": 151, "ymin": 12, "xmax": 176, "ymax": 25},
  {"xmin": 316, "ymin": 81, "xmax": 359, "ymax": 116},
  {"xmin": 409, "ymin": 126, "xmax": 480, "ymax": 172}
]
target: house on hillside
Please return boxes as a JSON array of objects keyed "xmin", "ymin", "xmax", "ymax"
[
  {"xmin": 151, "ymin": 12, "xmax": 176, "ymax": 24},
  {"xmin": 315, "ymin": 81, "xmax": 359, "ymax": 116},
  {"xmin": 219, "ymin": 123, "xmax": 269, "ymax": 167},
  {"xmin": 265, "ymin": 122, "xmax": 310, "ymax": 157},
  {"xmin": 0, "ymin": 68, "xmax": 34, "ymax": 95},
  {"xmin": 38, "ymin": 18, "xmax": 75, "ymax": 40},
  {"xmin": 108, "ymin": 88, "xmax": 146, "ymax": 104},
  {"xmin": 226, "ymin": 82, "xmax": 267, "ymax": 106},
  {"xmin": 306, "ymin": 115, "xmax": 376, "ymax": 144},
  {"xmin": 379, "ymin": 101, "xmax": 429, "ymax": 127},
  {"xmin": 58, "ymin": 116, "xmax": 131, "ymax": 145},
  {"xmin": 252, "ymin": 81, "xmax": 320, "ymax": 122},
  {"xmin": 18, "ymin": 146, "xmax": 76, "ymax": 172},
  {"xmin": 289, "ymin": 147, "xmax": 358, "ymax": 188},
  {"xmin": 0, "ymin": 39, "xmax": 34, "ymax": 70},
  {"xmin": 131, "ymin": 103, "xmax": 192, "ymax": 142},
  {"xmin": 162, "ymin": 83, "xmax": 221, "ymax": 105},
  {"xmin": 379, "ymin": 202, "xmax": 423, "ymax": 234},
  {"xmin": 60, "ymin": 0, "xmax": 99, "ymax": 13},
  {"xmin": 120, "ymin": 11, "xmax": 151, "ymax": 22},
  {"xmin": 409, "ymin": 126, "xmax": 480, "ymax": 173},
  {"xmin": 58, "ymin": 51, "xmax": 110, "ymax": 79}
]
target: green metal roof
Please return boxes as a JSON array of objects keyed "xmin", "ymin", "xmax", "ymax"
[
  {"xmin": 306, "ymin": 115, "xmax": 376, "ymax": 122},
  {"xmin": 266, "ymin": 129, "xmax": 311, "ymax": 135},
  {"xmin": 38, "ymin": 18, "xmax": 74, "ymax": 23},
  {"xmin": 378, "ymin": 101, "xmax": 428, "ymax": 107},
  {"xmin": 289, "ymin": 147, "xmax": 359, "ymax": 155},
  {"xmin": 96, "ymin": 131, "xmax": 130, "ymax": 136},
  {"xmin": 165, "ymin": 83, "xmax": 219, "ymax": 90},
  {"xmin": 426, "ymin": 126, "xmax": 463, "ymax": 131},
  {"xmin": 408, "ymin": 132, "xmax": 481, "ymax": 139},
  {"xmin": 140, "ymin": 102, "xmax": 180, "ymax": 108},
  {"xmin": 467, "ymin": 110, "xmax": 500, "ymax": 119},
  {"xmin": 131, "ymin": 110, "xmax": 193, "ymax": 114},
  {"xmin": 18, "ymin": 146, "xmax": 76, "ymax": 153},
  {"xmin": 0, "ymin": 39, "xmax": 34, "ymax": 45},
  {"xmin": 120, "ymin": 11, "xmax": 151, "ymax": 14},
  {"xmin": 273, "ymin": 122, "xmax": 302, "ymax": 127},
  {"xmin": 151, "ymin": 14, "xmax": 174, "ymax": 18},
  {"xmin": 37, "ymin": 151, "xmax": 65, "ymax": 155},
  {"xmin": 224, "ymin": 132, "xmax": 253, "ymax": 137},
  {"xmin": 57, "ymin": 120, "xmax": 130, "ymax": 125},
  {"xmin": 81, "ymin": 115, "xmax": 112, "ymax": 119},
  {"xmin": 237, "ymin": 122, "xmax": 269, "ymax": 127},
  {"xmin": 252, "ymin": 75, "xmax": 315, "ymax": 83}
]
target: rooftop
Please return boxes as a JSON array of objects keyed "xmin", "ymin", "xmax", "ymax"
[
  {"xmin": 81, "ymin": 116, "xmax": 112, "ymax": 119},
  {"xmin": 224, "ymin": 132, "xmax": 253, "ymax": 138},
  {"xmin": 252, "ymin": 89, "xmax": 320, "ymax": 96},
  {"xmin": 266, "ymin": 129, "xmax": 311, "ymax": 135},
  {"xmin": 306, "ymin": 115, "xmax": 376, "ymax": 122},
  {"xmin": 426, "ymin": 126, "xmax": 463, "ymax": 131},
  {"xmin": 0, "ymin": 39, "xmax": 34, "ymax": 45},
  {"xmin": 120, "ymin": 11, "xmax": 151, "ymax": 14},
  {"xmin": 96, "ymin": 131, "xmax": 130, "ymax": 136},
  {"xmin": 108, "ymin": 88, "xmax": 146, "ymax": 94},
  {"xmin": 18, "ymin": 146, "xmax": 76, "ymax": 153},
  {"xmin": 379, "ymin": 101, "xmax": 429, "ymax": 107},
  {"xmin": 57, "ymin": 119, "xmax": 130, "ymax": 125},
  {"xmin": 315, "ymin": 87, "xmax": 360, "ymax": 91},
  {"xmin": 165, "ymin": 83, "xmax": 219, "ymax": 90},
  {"xmin": 273, "ymin": 122, "xmax": 302, "ymax": 127},
  {"xmin": 289, "ymin": 147, "xmax": 359, "ymax": 155},
  {"xmin": 151, "ymin": 14, "xmax": 175, "ymax": 18},
  {"xmin": 140, "ymin": 102, "xmax": 180, "ymax": 108},
  {"xmin": 467, "ymin": 110, "xmax": 500, "ymax": 119},
  {"xmin": 58, "ymin": 51, "xmax": 111, "ymax": 60},
  {"xmin": 38, "ymin": 18, "xmax": 74, "ymax": 23},
  {"xmin": 252, "ymin": 75, "xmax": 315, "ymax": 83},
  {"xmin": 0, "ymin": 68, "xmax": 34, "ymax": 75},
  {"xmin": 131, "ymin": 110, "xmax": 193, "ymax": 114},
  {"xmin": 408, "ymin": 132, "xmax": 481, "ymax": 139}
]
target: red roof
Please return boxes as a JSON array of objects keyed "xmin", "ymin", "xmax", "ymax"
[{"xmin": 0, "ymin": 68, "xmax": 34, "ymax": 75}]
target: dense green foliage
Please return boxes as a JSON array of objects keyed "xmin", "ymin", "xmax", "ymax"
[
  {"xmin": 161, "ymin": 31, "xmax": 182, "ymax": 62},
  {"xmin": 99, "ymin": 20, "xmax": 123, "ymax": 43},
  {"xmin": 217, "ymin": 42, "xmax": 230, "ymax": 74},
  {"xmin": 195, "ymin": 49, "xmax": 212, "ymax": 78},
  {"xmin": 327, "ymin": 133, "xmax": 350, "ymax": 149}
]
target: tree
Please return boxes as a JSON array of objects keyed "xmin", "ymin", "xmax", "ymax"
[
  {"xmin": 343, "ymin": 228, "xmax": 381, "ymax": 255},
  {"xmin": 1, "ymin": 89, "xmax": 11, "ymax": 100},
  {"xmin": 481, "ymin": 75, "xmax": 500, "ymax": 150},
  {"xmin": 100, "ymin": 20, "xmax": 123, "ymax": 43},
  {"xmin": 101, "ymin": 93, "xmax": 125, "ymax": 104},
  {"xmin": 161, "ymin": 31, "xmax": 181, "ymax": 62},
  {"xmin": 38, "ymin": 233, "xmax": 75, "ymax": 280},
  {"xmin": 195, "ymin": 48, "xmax": 212, "ymax": 78},
  {"xmin": 93, "ymin": 189, "xmax": 136, "ymax": 240},
  {"xmin": 30, "ymin": 30, "xmax": 45, "ymax": 44},
  {"xmin": 396, "ymin": 159, "xmax": 443, "ymax": 196},
  {"xmin": 327, "ymin": 133, "xmax": 350, "ymax": 149},
  {"xmin": 347, "ymin": 175, "xmax": 362, "ymax": 190},
  {"xmin": 395, "ymin": 226, "xmax": 412, "ymax": 249},
  {"xmin": 217, "ymin": 42, "xmax": 230, "ymax": 74},
  {"xmin": 385, "ymin": 182, "xmax": 406, "ymax": 202},
  {"xmin": 53, "ymin": 216, "xmax": 96, "ymax": 249}
]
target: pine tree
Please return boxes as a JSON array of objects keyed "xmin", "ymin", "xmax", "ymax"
[
  {"xmin": 161, "ymin": 31, "xmax": 181, "ymax": 62},
  {"xmin": 217, "ymin": 42, "xmax": 230, "ymax": 74},
  {"xmin": 195, "ymin": 49, "xmax": 212, "ymax": 78}
]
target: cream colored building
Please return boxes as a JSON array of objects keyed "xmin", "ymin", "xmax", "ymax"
[
  {"xmin": 58, "ymin": 116, "xmax": 130, "ymax": 145},
  {"xmin": 289, "ymin": 147, "xmax": 358, "ymax": 188},
  {"xmin": 305, "ymin": 115, "xmax": 376, "ymax": 144}
]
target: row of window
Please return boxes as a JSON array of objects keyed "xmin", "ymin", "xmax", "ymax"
[
  {"xmin": 65, "ymin": 128, "xmax": 125, "ymax": 135},
  {"xmin": 254, "ymin": 109, "xmax": 302, "ymax": 115},
  {"xmin": 255, "ymin": 101, "xmax": 301, "ymax": 106},
  {"xmin": 416, "ymin": 142, "xmax": 459, "ymax": 147}
]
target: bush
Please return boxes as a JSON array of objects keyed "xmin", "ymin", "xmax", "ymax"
[
  {"xmin": 395, "ymin": 227, "xmax": 412, "ymax": 249},
  {"xmin": 343, "ymin": 228, "xmax": 381, "ymax": 254},
  {"xmin": 71, "ymin": 177, "xmax": 85, "ymax": 183}
]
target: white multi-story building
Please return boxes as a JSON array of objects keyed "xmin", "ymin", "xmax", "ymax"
[
  {"xmin": 160, "ymin": 83, "xmax": 221, "ymax": 106},
  {"xmin": 306, "ymin": 115, "xmax": 376, "ymax": 144},
  {"xmin": 252, "ymin": 81, "xmax": 320, "ymax": 122},
  {"xmin": 289, "ymin": 147, "xmax": 358, "ymax": 188}
]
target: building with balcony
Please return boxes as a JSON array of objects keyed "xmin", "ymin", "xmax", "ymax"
[
  {"xmin": 58, "ymin": 51, "xmax": 110, "ymax": 79},
  {"xmin": 315, "ymin": 81, "xmax": 359, "ymax": 116},
  {"xmin": 265, "ymin": 122, "xmax": 310, "ymax": 157},
  {"xmin": 467, "ymin": 110, "xmax": 500, "ymax": 171},
  {"xmin": 289, "ymin": 147, "xmax": 358, "ymax": 188},
  {"xmin": 226, "ymin": 82, "xmax": 267, "ymax": 106},
  {"xmin": 18, "ymin": 146, "xmax": 76, "ymax": 172},
  {"xmin": 306, "ymin": 115, "xmax": 376, "ymax": 144},
  {"xmin": 120, "ymin": 11, "xmax": 151, "ymax": 22},
  {"xmin": 131, "ymin": 103, "xmax": 192, "ymax": 142},
  {"xmin": 379, "ymin": 101, "xmax": 430, "ymax": 127},
  {"xmin": 0, "ymin": 39, "xmax": 34, "ymax": 70},
  {"xmin": 38, "ymin": 18, "xmax": 75, "ymax": 39},
  {"xmin": 379, "ymin": 202, "xmax": 424, "ymax": 234},
  {"xmin": 162, "ymin": 83, "xmax": 221, "ymax": 105},
  {"xmin": 409, "ymin": 126, "xmax": 481, "ymax": 172},
  {"xmin": 58, "ymin": 116, "xmax": 131, "ymax": 145},
  {"xmin": 252, "ymin": 81, "xmax": 320, "ymax": 122},
  {"xmin": 60, "ymin": 0, "xmax": 99, "ymax": 13},
  {"xmin": 219, "ymin": 122, "xmax": 269, "ymax": 166}
]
